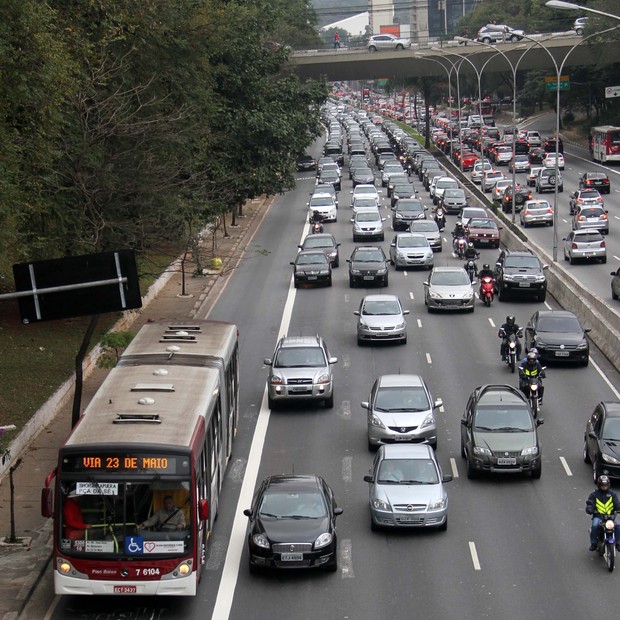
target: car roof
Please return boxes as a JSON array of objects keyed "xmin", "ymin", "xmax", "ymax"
[
  {"xmin": 601, "ymin": 402, "xmax": 620, "ymax": 416},
  {"xmin": 377, "ymin": 374, "xmax": 425, "ymax": 388},
  {"xmin": 432, "ymin": 266, "xmax": 468, "ymax": 273},
  {"xmin": 380, "ymin": 443, "xmax": 433, "ymax": 459},
  {"xmin": 535, "ymin": 309, "xmax": 578, "ymax": 319},
  {"xmin": 362, "ymin": 294, "xmax": 400, "ymax": 302},
  {"xmin": 264, "ymin": 474, "xmax": 323, "ymax": 492},
  {"xmin": 475, "ymin": 384, "xmax": 528, "ymax": 406},
  {"xmin": 279, "ymin": 335, "xmax": 323, "ymax": 347}
]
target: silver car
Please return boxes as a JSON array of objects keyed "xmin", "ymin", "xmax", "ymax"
[
  {"xmin": 389, "ymin": 233, "xmax": 434, "ymax": 270},
  {"xmin": 363, "ymin": 444, "xmax": 451, "ymax": 530},
  {"xmin": 367, "ymin": 33, "xmax": 411, "ymax": 52},
  {"xmin": 572, "ymin": 205, "xmax": 609, "ymax": 234},
  {"xmin": 424, "ymin": 266, "xmax": 475, "ymax": 313},
  {"xmin": 352, "ymin": 209, "xmax": 386, "ymax": 242},
  {"xmin": 408, "ymin": 219, "xmax": 442, "ymax": 252},
  {"xmin": 520, "ymin": 199, "xmax": 553, "ymax": 227},
  {"xmin": 563, "ymin": 229, "xmax": 606, "ymax": 264},
  {"xmin": 363, "ymin": 374, "xmax": 443, "ymax": 450},
  {"xmin": 354, "ymin": 294, "xmax": 409, "ymax": 345},
  {"xmin": 264, "ymin": 335, "xmax": 337, "ymax": 409}
]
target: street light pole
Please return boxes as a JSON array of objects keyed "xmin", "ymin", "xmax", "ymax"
[{"xmin": 546, "ymin": 0, "xmax": 620, "ymax": 22}]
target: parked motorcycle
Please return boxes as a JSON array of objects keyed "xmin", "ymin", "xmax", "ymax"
[
  {"xmin": 465, "ymin": 259, "xmax": 478, "ymax": 283},
  {"xmin": 499, "ymin": 327, "xmax": 523, "ymax": 373},
  {"xmin": 479, "ymin": 276, "xmax": 495, "ymax": 307},
  {"xmin": 595, "ymin": 513, "xmax": 617, "ymax": 572},
  {"xmin": 434, "ymin": 207, "xmax": 446, "ymax": 231},
  {"xmin": 454, "ymin": 236, "xmax": 468, "ymax": 259}
]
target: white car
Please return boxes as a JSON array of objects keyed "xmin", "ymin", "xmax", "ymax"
[
  {"xmin": 389, "ymin": 233, "xmax": 434, "ymax": 270},
  {"xmin": 526, "ymin": 131, "xmax": 542, "ymax": 147},
  {"xmin": 481, "ymin": 170, "xmax": 506, "ymax": 193},
  {"xmin": 493, "ymin": 179, "xmax": 512, "ymax": 203},
  {"xmin": 351, "ymin": 184, "xmax": 381, "ymax": 207},
  {"xmin": 432, "ymin": 177, "xmax": 459, "ymax": 205},
  {"xmin": 423, "ymin": 266, "xmax": 475, "ymax": 313},
  {"xmin": 308, "ymin": 192, "xmax": 338, "ymax": 222},
  {"xmin": 471, "ymin": 160, "xmax": 493, "ymax": 184},
  {"xmin": 543, "ymin": 152, "xmax": 565, "ymax": 170}
]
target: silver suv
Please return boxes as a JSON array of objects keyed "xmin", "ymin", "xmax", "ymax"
[
  {"xmin": 536, "ymin": 168, "xmax": 563, "ymax": 194},
  {"xmin": 265, "ymin": 336, "xmax": 337, "ymax": 409}
]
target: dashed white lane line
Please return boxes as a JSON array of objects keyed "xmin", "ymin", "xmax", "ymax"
[
  {"xmin": 450, "ymin": 457, "xmax": 459, "ymax": 479},
  {"xmin": 488, "ymin": 317, "xmax": 496, "ymax": 328},
  {"xmin": 469, "ymin": 541, "xmax": 482, "ymax": 570},
  {"xmin": 342, "ymin": 456, "xmax": 353, "ymax": 482},
  {"xmin": 559, "ymin": 456, "xmax": 573, "ymax": 477},
  {"xmin": 340, "ymin": 539, "xmax": 354, "ymax": 579},
  {"xmin": 341, "ymin": 400, "xmax": 351, "ymax": 420},
  {"xmin": 342, "ymin": 354, "xmax": 351, "ymax": 369},
  {"xmin": 409, "ymin": 291, "xmax": 415, "ymax": 300},
  {"xmin": 426, "ymin": 352, "xmax": 432, "ymax": 364},
  {"xmin": 417, "ymin": 318, "xmax": 422, "ymax": 328}
]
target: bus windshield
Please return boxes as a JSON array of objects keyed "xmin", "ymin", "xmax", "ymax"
[{"xmin": 59, "ymin": 480, "xmax": 191, "ymax": 558}]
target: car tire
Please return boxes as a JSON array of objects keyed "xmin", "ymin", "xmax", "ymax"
[
  {"xmin": 498, "ymin": 285, "xmax": 507, "ymax": 301},
  {"xmin": 584, "ymin": 441, "xmax": 592, "ymax": 464},
  {"xmin": 326, "ymin": 556, "xmax": 338, "ymax": 572},
  {"xmin": 531, "ymin": 465, "xmax": 542, "ymax": 480},
  {"xmin": 613, "ymin": 288, "xmax": 619, "ymax": 300},
  {"xmin": 370, "ymin": 515, "xmax": 380, "ymax": 531},
  {"xmin": 461, "ymin": 441, "xmax": 466, "ymax": 458},
  {"xmin": 593, "ymin": 463, "xmax": 600, "ymax": 483},
  {"xmin": 401, "ymin": 336, "xmax": 407, "ymax": 345},
  {"xmin": 294, "ymin": 280, "xmax": 299, "ymax": 289},
  {"xmin": 325, "ymin": 393, "xmax": 334, "ymax": 409},
  {"xmin": 538, "ymin": 292, "xmax": 546, "ymax": 303},
  {"xmin": 368, "ymin": 45, "xmax": 377, "ymax": 52},
  {"xmin": 482, "ymin": 37, "xmax": 492, "ymax": 44},
  {"xmin": 334, "ymin": 259, "xmax": 339, "ymax": 268},
  {"xmin": 349, "ymin": 277, "xmax": 355, "ymax": 288},
  {"xmin": 268, "ymin": 395, "xmax": 277, "ymax": 410},
  {"xmin": 327, "ymin": 277, "xmax": 332, "ymax": 287},
  {"xmin": 602, "ymin": 257, "xmax": 607, "ymax": 264},
  {"xmin": 466, "ymin": 458, "xmax": 477, "ymax": 479},
  {"xmin": 510, "ymin": 35, "xmax": 519, "ymax": 42},
  {"xmin": 357, "ymin": 337, "xmax": 364, "ymax": 346},
  {"xmin": 582, "ymin": 356, "xmax": 590, "ymax": 367},
  {"xmin": 249, "ymin": 560, "xmax": 260, "ymax": 575},
  {"xmin": 569, "ymin": 255, "xmax": 574, "ymax": 265},
  {"xmin": 383, "ymin": 276, "xmax": 389, "ymax": 287},
  {"xmin": 564, "ymin": 251, "xmax": 568, "ymax": 262}
]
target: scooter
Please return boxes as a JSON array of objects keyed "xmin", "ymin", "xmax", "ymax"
[
  {"xmin": 454, "ymin": 236, "xmax": 468, "ymax": 259},
  {"xmin": 434, "ymin": 207, "xmax": 446, "ymax": 231},
  {"xmin": 499, "ymin": 328, "xmax": 523, "ymax": 373},
  {"xmin": 465, "ymin": 259, "xmax": 477, "ymax": 283},
  {"xmin": 479, "ymin": 276, "xmax": 495, "ymax": 307},
  {"xmin": 595, "ymin": 513, "xmax": 617, "ymax": 572}
]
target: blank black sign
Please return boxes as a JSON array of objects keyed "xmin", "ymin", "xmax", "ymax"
[{"xmin": 13, "ymin": 250, "xmax": 142, "ymax": 323}]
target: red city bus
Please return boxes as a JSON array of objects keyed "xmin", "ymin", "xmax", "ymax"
[
  {"xmin": 590, "ymin": 125, "xmax": 620, "ymax": 162},
  {"xmin": 42, "ymin": 320, "xmax": 239, "ymax": 596}
]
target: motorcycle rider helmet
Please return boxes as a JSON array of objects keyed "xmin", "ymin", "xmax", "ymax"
[
  {"xmin": 527, "ymin": 351, "xmax": 537, "ymax": 364},
  {"xmin": 482, "ymin": 264, "xmax": 490, "ymax": 271},
  {"xmin": 530, "ymin": 347, "xmax": 538, "ymax": 357},
  {"xmin": 468, "ymin": 242, "xmax": 474, "ymax": 249},
  {"xmin": 597, "ymin": 475, "xmax": 611, "ymax": 491},
  {"xmin": 506, "ymin": 315, "xmax": 515, "ymax": 327}
]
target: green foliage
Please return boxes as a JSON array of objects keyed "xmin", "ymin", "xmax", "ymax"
[{"xmin": 97, "ymin": 330, "xmax": 135, "ymax": 369}]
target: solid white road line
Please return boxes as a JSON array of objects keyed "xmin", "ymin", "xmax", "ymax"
[
  {"xmin": 469, "ymin": 541, "xmax": 482, "ymax": 570},
  {"xmin": 559, "ymin": 456, "xmax": 573, "ymax": 477},
  {"xmin": 591, "ymin": 357, "xmax": 620, "ymax": 399},
  {"xmin": 450, "ymin": 457, "xmax": 459, "ymax": 479}
]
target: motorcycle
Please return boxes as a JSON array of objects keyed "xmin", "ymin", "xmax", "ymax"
[
  {"xmin": 499, "ymin": 328, "xmax": 523, "ymax": 373},
  {"xmin": 520, "ymin": 370, "xmax": 545, "ymax": 418},
  {"xmin": 479, "ymin": 276, "xmax": 495, "ymax": 307},
  {"xmin": 434, "ymin": 207, "xmax": 446, "ymax": 231},
  {"xmin": 311, "ymin": 221, "xmax": 324, "ymax": 234},
  {"xmin": 465, "ymin": 259, "xmax": 478, "ymax": 283},
  {"xmin": 595, "ymin": 513, "xmax": 617, "ymax": 572},
  {"xmin": 453, "ymin": 236, "xmax": 468, "ymax": 259}
]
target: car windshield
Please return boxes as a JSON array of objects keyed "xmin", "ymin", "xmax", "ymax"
[
  {"xmin": 394, "ymin": 184, "xmax": 414, "ymax": 194},
  {"xmin": 474, "ymin": 406, "xmax": 533, "ymax": 432},
  {"xmin": 355, "ymin": 167, "xmax": 372, "ymax": 175},
  {"xmin": 259, "ymin": 491, "xmax": 327, "ymax": 519},
  {"xmin": 579, "ymin": 208, "xmax": 604, "ymax": 217},
  {"xmin": 398, "ymin": 237, "xmax": 427, "ymax": 248},
  {"xmin": 469, "ymin": 219, "xmax": 495, "ymax": 229},
  {"xmin": 398, "ymin": 201, "xmax": 423, "ymax": 212},
  {"xmin": 431, "ymin": 271, "xmax": 470, "ymax": 286},
  {"xmin": 361, "ymin": 300, "xmax": 401, "ymax": 315},
  {"xmin": 528, "ymin": 202, "xmax": 550, "ymax": 210},
  {"xmin": 375, "ymin": 386, "xmax": 430, "ymax": 412},
  {"xmin": 353, "ymin": 250, "xmax": 384, "ymax": 262},
  {"xmin": 377, "ymin": 459, "xmax": 439, "ymax": 485},
  {"xmin": 536, "ymin": 316, "xmax": 582, "ymax": 333},
  {"xmin": 355, "ymin": 187, "xmax": 378, "ymax": 196},
  {"xmin": 601, "ymin": 418, "xmax": 620, "ymax": 441},
  {"xmin": 444, "ymin": 189, "xmax": 465, "ymax": 198},
  {"xmin": 310, "ymin": 196, "xmax": 334, "ymax": 207},
  {"xmin": 574, "ymin": 232, "xmax": 603, "ymax": 242},
  {"xmin": 357, "ymin": 212, "xmax": 381, "ymax": 222},
  {"xmin": 411, "ymin": 222, "xmax": 438, "ymax": 232},
  {"xmin": 487, "ymin": 172, "xmax": 503, "ymax": 179},
  {"xmin": 504, "ymin": 256, "xmax": 540, "ymax": 269},
  {"xmin": 303, "ymin": 238, "xmax": 333, "ymax": 250},
  {"xmin": 274, "ymin": 347, "xmax": 326, "ymax": 368},
  {"xmin": 580, "ymin": 191, "xmax": 601, "ymax": 199},
  {"xmin": 296, "ymin": 254, "xmax": 328, "ymax": 266},
  {"xmin": 588, "ymin": 173, "xmax": 607, "ymax": 180}
]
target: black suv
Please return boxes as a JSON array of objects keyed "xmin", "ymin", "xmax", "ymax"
[
  {"xmin": 460, "ymin": 384, "xmax": 543, "ymax": 479},
  {"xmin": 494, "ymin": 249, "xmax": 548, "ymax": 302},
  {"xmin": 501, "ymin": 184, "xmax": 532, "ymax": 213}
]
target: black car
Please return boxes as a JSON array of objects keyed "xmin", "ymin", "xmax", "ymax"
[
  {"xmin": 528, "ymin": 147, "xmax": 545, "ymax": 165},
  {"xmin": 317, "ymin": 169, "xmax": 341, "ymax": 192},
  {"xmin": 579, "ymin": 171, "xmax": 611, "ymax": 194},
  {"xmin": 347, "ymin": 245, "xmax": 389, "ymax": 288},
  {"xmin": 501, "ymin": 184, "xmax": 532, "ymax": 213},
  {"xmin": 298, "ymin": 233, "xmax": 341, "ymax": 267},
  {"xmin": 524, "ymin": 310, "xmax": 590, "ymax": 365},
  {"xmin": 543, "ymin": 136, "xmax": 563, "ymax": 154},
  {"xmin": 612, "ymin": 267, "xmax": 620, "ymax": 300},
  {"xmin": 494, "ymin": 249, "xmax": 548, "ymax": 302},
  {"xmin": 296, "ymin": 155, "xmax": 317, "ymax": 171},
  {"xmin": 352, "ymin": 166, "xmax": 375, "ymax": 187},
  {"xmin": 584, "ymin": 402, "xmax": 620, "ymax": 481},
  {"xmin": 460, "ymin": 384, "xmax": 543, "ymax": 479},
  {"xmin": 291, "ymin": 250, "xmax": 332, "ymax": 288},
  {"xmin": 243, "ymin": 474, "xmax": 342, "ymax": 573},
  {"xmin": 390, "ymin": 182, "xmax": 416, "ymax": 208}
]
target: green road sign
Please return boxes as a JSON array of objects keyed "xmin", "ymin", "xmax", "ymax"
[{"xmin": 545, "ymin": 80, "xmax": 570, "ymax": 91}]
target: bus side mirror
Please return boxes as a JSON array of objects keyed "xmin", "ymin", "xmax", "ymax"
[
  {"xmin": 41, "ymin": 488, "xmax": 53, "ymax": 519},
  {"xmin": 198, "ymin": 499, "xmax": 209, "ymax": 522}
]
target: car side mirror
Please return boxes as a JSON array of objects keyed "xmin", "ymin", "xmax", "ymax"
[
  {"xmin": 264, "ymin": 358, "xmax": 273, "ymax": 366},
  {"xmin": 353, "ymin": 310, "xmax": 360, "ymax": 316},
  {"xmin": 442, "ymin": 474, "xmax": 453, "ymax": 483},
  {"xmin": 423, "ymin": 281, "xmax": 429, "ymax": 286},
  {"xmin": 363, "ymin": 475, "xmax": 373, "ymax": 483},
  {"xmin": 536, "ymin": 419, "xmax": 545, "ymax": 426},
  {"xmin": 361, "ymin": 401, "xmax": 370, "ymax": 409},
  {"xmin": 434, "ymin": 398, "xmax": 443, "ymax": 409},
  {"xmin": 584, "ymin": 328, "xmax": 592, "ymax": 334},
  {"xmin": 403, "ymin": 310, "xmax": 410, "ymax": 315},
  {"xmin": 243, "ymin": 509, "xmax": 252, "ymax": 518},
  {"xmin": 588, "ymin": 431, "xmax": 597, "ymax": 439},
  {"xmin": 329, "ymin": 357, "xmax": 338, "ymax": 364},
  {"xmin": 542, "ymin": 264, "xmax": 549, "ymax": 270},
  {"xmin": 460, "ymin": 418, "xmax": 468, "ymax": 426}
]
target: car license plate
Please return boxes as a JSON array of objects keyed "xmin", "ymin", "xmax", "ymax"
[
  {"xmin": 290, "ymin": 386, "xmax": 308, "ymax": 392},
  {"xmin": 307, "ymin": 276, "xmax": 317, "ymax": 280},
  {"xmin": 555, "ymin": 350, "xmax": 570, "ymax": 357},
  {"xmin": 518, "ymin": 282, "xmax": 531, "ymax": 287},
  {"xmin": 394, "ymin": 435, "xmax": 411, "ymax": 441},
  {"xmin": 398, "ymin": 515, "xmax": 421, "ymax": 523},
  {"xmin": 497, "ymin": 458, "xmax": 516, "ymax": 465},
  {"xmin": 363, "ymin": 275, "xmax": 374, "ymax": 280},
  {"xmin": 114, "ymin": 586, "xmax": 137, "ymax": 594},
  {"xmin": 281, "ymin": 553, "xmax": 303, "ymax": 561}
]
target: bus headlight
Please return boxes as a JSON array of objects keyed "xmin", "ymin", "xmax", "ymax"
[
  {"xmin": 58, "ymin": 560, "xmax": 72, "ymax": 575},
  {"xmin": 178, "ymin": 563, "xmax": 192, "ymax": 576}
]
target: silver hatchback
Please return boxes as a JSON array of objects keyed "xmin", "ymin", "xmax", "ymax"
[
  {"xmin": 572, "ymin": 205, "xmax": 609, "ymax": 234},
  {"xmin": 563, "ymin": 229, "xmax": 606, "ymax": 264},
  {"xmin": 354, "ymin": 294, "xmax": 409, "ymax": 346},
  {"xmin": 389, "ymin": 233, "xmax": 434, "ymax": 270},
  {"xmin": 363, "ymin": 374, "xmax": 443, "ymax": 450},
  {"xmin": 363, "ymin": 444, "xmax": 451, "ymax": 531},
  {"xmin": 520, "ymin": 199, "xmax": 553, "ymax": 227}
]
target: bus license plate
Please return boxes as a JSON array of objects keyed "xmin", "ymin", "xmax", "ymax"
[
  {"xmin": 114, "ymin": 585, "xmax": 137, "ymax": 594},
  {"xmin": 281, "ymin": 553, "xmax": 303, "ymax": 561}
]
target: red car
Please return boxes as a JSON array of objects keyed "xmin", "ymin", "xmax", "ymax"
[
  {"xmin": 460, "ymin": 151, "xmax": 479, "ymax": 171},
  {"xmin": 466, "ymin": 217, "xmax": 501, "ymax": 248}
]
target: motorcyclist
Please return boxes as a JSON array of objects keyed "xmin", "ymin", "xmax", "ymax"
[
  {"xmin": 499, "ymin": 315, "xmax": 522, "ymax": 361},
  {"xmin": 464, "ymin": 242, "xmax": 480, "ymax": 261},
  {"xmin": 433, "ymin": 205, "xmax": 446, "ymax": 230},
  {"xmin": 478, "ymin": 263, "xmax": 494, "ymax": 280},
  {"xmin": 518, "ymin": 351, "xmax": 546, "ymax": 404},
  {"xmin": 452, "ymin": 220, "xmax": 466, "ymax": 240},
  {"xmin": 586, "ymin": 475, "xmax": 620, "ymax": 552},
  {"xmin": 310, "ymin": 210, "xmax": 324, "ymax": 232}
]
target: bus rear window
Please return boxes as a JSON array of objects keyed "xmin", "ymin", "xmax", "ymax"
[{"xmin": 610, "ymin": 131, "xmax": 620, "ymax": 145}]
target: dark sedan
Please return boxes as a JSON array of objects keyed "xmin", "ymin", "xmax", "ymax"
[
  {"xmin": 291, "ymin": 250, "xmax": 332, "ymax": 288},
  {"xmin": 579, "ymin": 171, "xmax": 610, "ymax": 194},
  {"xmin": 298, "ymin": 233, "xmax": 340, "ymax": 267},
  {"xmin": 584, "ymin": 402, "xmax": 620, "ymax": 482},
  {"xmin": 391, "ymin": 198, "xmax": 427, "ymax": 231},
  {"xmin": 347, "ymin": 245, "xmax": 389, "ymax": 287},
  {"xmin": 524, "ymin": 310, "xmax": 590, "ymax": 365},
  {"xmin": 352, "ymin": 166, "xmax": 375, "ymax": 187},
  {"xmin": 243, "ymin": 474, "xmax": 342, "ymax": 573}
]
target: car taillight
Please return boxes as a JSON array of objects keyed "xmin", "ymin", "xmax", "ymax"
[
  {"xmin": 547, "ymin": 208, "xmax": 552, "ymax": 214},
  {"xmin": 601, "ymin": 241, "xmax": 606, "ymax": 248},
  {"xmin": 571, "ymin": 243, "xmax": 578, "ymax": 249},
  {"xmin": 602, "ymin": 213, "xmax": 608, "ymax": 220},
  {"xmin": 578, "ymin": 215, "xmax": 584, "ymax": 221},
  {"xmin": 524, "ymin": 209, "xmax": 530, "ymax": 215}
]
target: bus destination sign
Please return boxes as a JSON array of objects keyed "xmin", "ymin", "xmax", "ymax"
[{"xmin": 61, "ymin": 453, "xmax": 189, "ymax": 475}]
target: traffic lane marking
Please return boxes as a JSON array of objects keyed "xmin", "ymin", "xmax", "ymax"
[{"xmin": 469, "ymin": 541, "xmax": 482, "ymax": 570}]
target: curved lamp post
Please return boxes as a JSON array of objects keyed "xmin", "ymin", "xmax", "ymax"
[{"xmin": 546, "ymin": 0, "xmax": 620, "ymax": 22}]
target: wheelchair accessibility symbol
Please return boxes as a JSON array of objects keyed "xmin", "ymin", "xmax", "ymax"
[{"xmin": 125, "ymin": 536, "xmax": 144, "ymax": 555}]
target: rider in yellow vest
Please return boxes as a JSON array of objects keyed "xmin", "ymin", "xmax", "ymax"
[{"xmin": 586, "ymin": 475, "xmax": 620, "ymax": 551}]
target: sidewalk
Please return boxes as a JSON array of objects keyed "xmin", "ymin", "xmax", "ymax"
[{"xmin": 0, "ymin": 196, "xmax": 270, "ymax": 620}]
